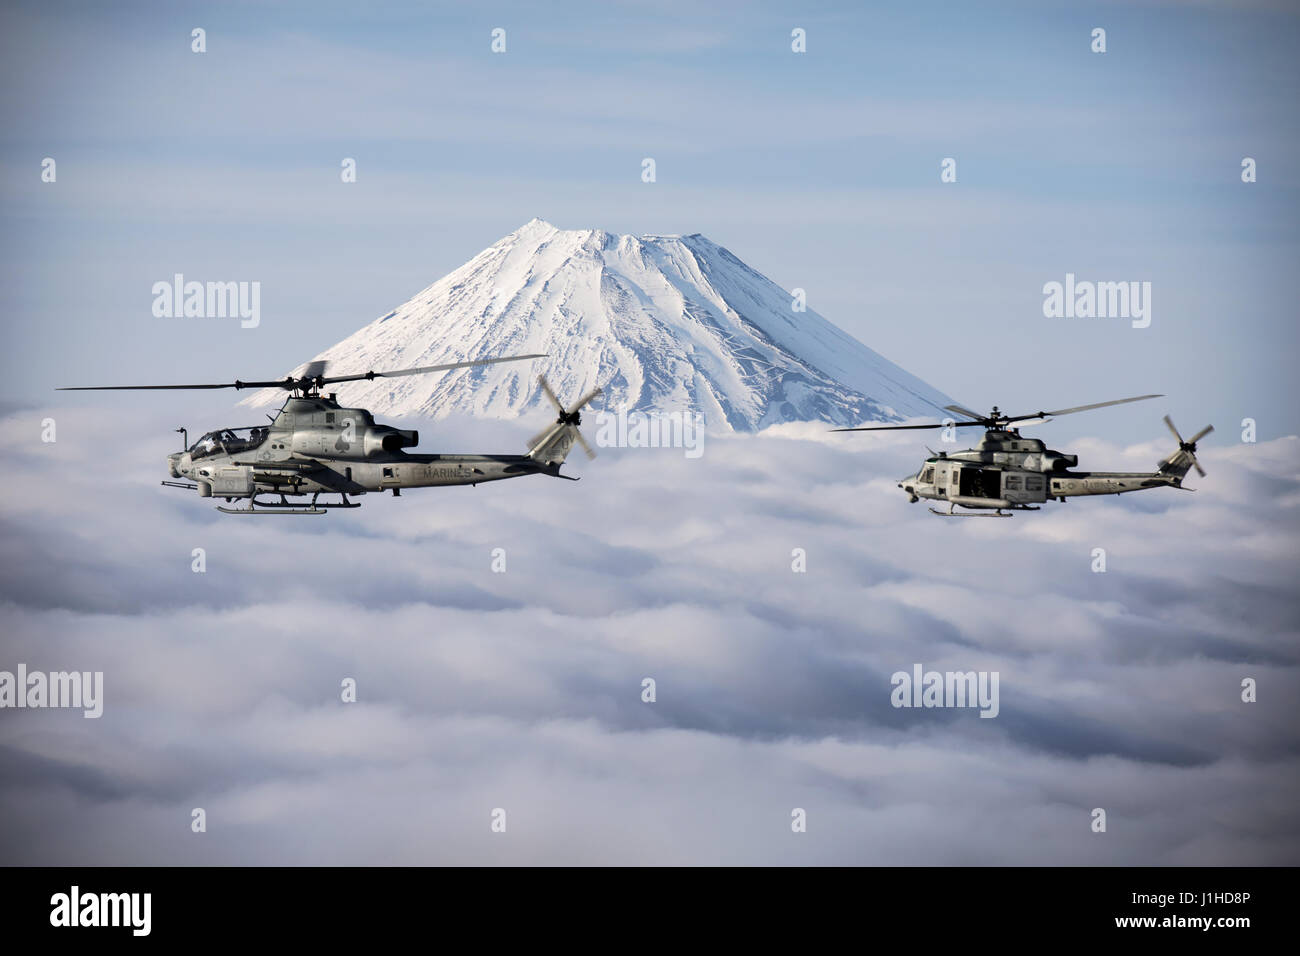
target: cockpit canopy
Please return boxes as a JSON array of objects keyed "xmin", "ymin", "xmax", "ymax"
[{"xmin": 189, "ymin": 426, "xmax": 269, "ymax": 460}]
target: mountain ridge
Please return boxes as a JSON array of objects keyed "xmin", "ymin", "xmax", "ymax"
[{"xmin": 241, "ymin": 218, "xmax": 954, "ymax": 429}]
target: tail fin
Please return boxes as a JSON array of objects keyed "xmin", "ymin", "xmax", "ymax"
[
  {"xmin": 526, "ymin": 377, "xmax": 603, "ymax": 468},
  {"xmin": 1157, "ymin": 415, "xmax": 1212, "ymax": 483}
]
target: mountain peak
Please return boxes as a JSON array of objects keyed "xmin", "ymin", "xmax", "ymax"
[
  {"xmin": 241, "ymin": 223, "xmax": 953, "ymax": 430},
  {"xmin": 511, "ymin": 217, "xmax": 558, "ymax": 236}
]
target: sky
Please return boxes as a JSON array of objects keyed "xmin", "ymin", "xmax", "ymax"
[
  {"xmin": 1, "ymin": 0, "xmax": 1298, "ymax": 866},
  {"xmin": 1, "ymin": 0, "xmax": 1297, "ymax": 443}
]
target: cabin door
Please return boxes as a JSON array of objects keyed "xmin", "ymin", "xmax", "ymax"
[{"xmin": 958, "ymin": 467, "xmax": 1002, "ymax": 499}]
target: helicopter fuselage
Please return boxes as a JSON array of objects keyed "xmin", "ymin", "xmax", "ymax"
[
  {"xmin": 165, "ymin": 395, "xmax": 575, "ymax": 510},
  {"xmin": 173, "ymin": 447, "xmax": 549, "ymax": 497},
  {"xmin": 898, "ymin": 428, "xmax": 1193, "ymax": 514},
  {"xmin": 59, "ymin": 353, "xmax": 591, "ymax": 514}
]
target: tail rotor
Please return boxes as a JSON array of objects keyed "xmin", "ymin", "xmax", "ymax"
[
  {"xmin": 528, "ymin": 376, "xmax": 603, "ymax": 464},
  {"xmin": 1160, "ymin": 415, "xmax": 1213, "ymax": 481}
]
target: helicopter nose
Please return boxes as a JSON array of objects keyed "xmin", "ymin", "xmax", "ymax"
[{"xmin": 167, "ymin": 452, "xmax": 182, "ymax": 478}]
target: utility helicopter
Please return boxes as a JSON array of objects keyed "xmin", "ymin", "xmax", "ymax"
[
  {"xmin": 59, "ymin": 355, "xmax": 602, "ymax": 515},
  {"xmin": 833, "ymin": 394, "xmax": 1213, "ymax": 517}
]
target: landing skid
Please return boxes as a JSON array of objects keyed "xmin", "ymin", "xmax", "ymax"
[
  {"xmin": 217, "ymin": 492, "xmax": 360, "ymax": 516},
  {"xmin": 928, "ymin": 503, "xmax": 1040, "ymax": 518}
]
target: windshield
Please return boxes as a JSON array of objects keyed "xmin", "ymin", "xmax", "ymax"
[{"xmin": 189, "ymin": 426, "xmax": 269, "ymax": 460}]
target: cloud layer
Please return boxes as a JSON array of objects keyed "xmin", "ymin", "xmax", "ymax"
[{"xmin": 0, "ymin": 406, "xmax": 1297, "ymax": 864}]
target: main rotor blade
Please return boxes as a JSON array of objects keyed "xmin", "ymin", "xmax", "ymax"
[
  {"xmin": 1192, "ymin": 455, "xmax": 1206, "ymax": 478},
  {"xmin": 832, "ymin": 421, "xmax": 987, "ymax": 432},
  {"xmin": 58, "ymin": 379, "xmax": 293, "ymax": 391},
  {"xmin": 574, "ymin": 428, "xmax": 597, "ymax": 460},
  {"xmin": 835, "ymin": 395, "xmax": 1164, "ymax": 434},
  {"xmin": 59, "ymin": 353, "xmax": 545, "ymax": 392},
  {"xmin": 1034, "ymin": 394, "xmax": 1164, "ymax": 419},
  {"xmin": 59, "ymin": 353, "xmax": 545, "ymax": 393},
  {"xmin": 320, "ymin": 353, "xmax": 546, "ymax": 385},
  {"xmin": 943, "ymin": 404, "xmax": 986, "ymax": 421},
  {"xmin": 1188, "ymin": 424, "xmax": 1214, "ymax": 444}
]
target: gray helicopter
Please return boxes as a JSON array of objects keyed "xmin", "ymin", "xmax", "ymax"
[
  {"xmin": 59, "ymin": 355, "xmax": 602, "ymax": 515},
  {"xmin": 834, "ymin": 394, "xmax": 1213, "ymax": 517}
]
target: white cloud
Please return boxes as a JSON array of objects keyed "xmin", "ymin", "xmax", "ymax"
[{"xmin": 0, "ymin": 406, "xmax": 1297, "ymax": 863}]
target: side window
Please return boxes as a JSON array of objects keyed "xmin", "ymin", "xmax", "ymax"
[
  {"xmin": 921, "ymin": 466, "xmax": 934, "ymax": 483},
  {"xmin": 1026, "ymin": 476, "xmax": 1044, "ymax": 492},
  {"xmin": 1006, "ymin": 475, "xmax": 1022, "ymax": 490},
  {"xmin": 326, "ymin": 412, "xmax": 336, "ymax": 424}
]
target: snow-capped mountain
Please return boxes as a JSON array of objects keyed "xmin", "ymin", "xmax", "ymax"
[{"xmin": 241, "ymin": 219, "xmax": 953, "ymax": 429}]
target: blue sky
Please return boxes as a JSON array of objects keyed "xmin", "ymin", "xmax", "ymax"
[{"xmin": 2, "ymin": 0, "xmax": 1297, "ymax": 445}]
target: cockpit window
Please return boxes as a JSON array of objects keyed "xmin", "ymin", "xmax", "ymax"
[{"xmin": 189, "ymin": 426, "xmax": 270, "ymax": 460}]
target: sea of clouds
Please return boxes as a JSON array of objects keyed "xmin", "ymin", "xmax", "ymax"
[{"xmin": 1, "ymin": 404, "xmax": 1296, "ymax": 864}]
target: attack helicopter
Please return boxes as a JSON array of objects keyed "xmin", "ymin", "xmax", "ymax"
[
  {"xmin": 833, "ymin": 394, "xmax": 1213, "ymax": 517},
  {"xmin": 58, "ymin": 355, "xmax": 603, "ymax": 514}
]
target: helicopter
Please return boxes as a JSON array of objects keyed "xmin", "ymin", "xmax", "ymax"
[
  {"xmin": 833, "ymin": 394, "xmax": 1213, "ymax": 517},
  {"xmin": 58, "ymin": 355, "xmax": 603, "ymax": 515}
]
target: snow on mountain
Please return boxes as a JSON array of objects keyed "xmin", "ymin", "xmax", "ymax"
[{"xmin": 240, "ymin": 218, "xmax": 954, "ymax": 429}]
